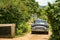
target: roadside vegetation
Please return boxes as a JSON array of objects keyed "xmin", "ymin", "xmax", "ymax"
[
  {"xmin": 46, "ymin": 0, "xmax": 60, "ymax": 40},
  {"xmin": 0, "ymin": 0, "xmax": 60, "ymax": 40},
  {"xmin": 40, "ymin": 0, "xmax": 60, "ymax": 40},
  {"xmin": 0, "ymin": 0, "xmax": 40, "ymax": 36}
]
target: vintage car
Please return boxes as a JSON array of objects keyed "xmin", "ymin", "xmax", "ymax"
[{"xmin": 31, "ymin": 19, "xmax": 49, "ymax": 34}]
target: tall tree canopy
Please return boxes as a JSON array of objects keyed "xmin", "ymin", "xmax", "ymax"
[
  {"xmin": 0, "ymin": 0, "xmax": 41, "ymax": 35},
  {"xmin": 43, "ymin": 0, "xmax": 60, "ymax": 40}
]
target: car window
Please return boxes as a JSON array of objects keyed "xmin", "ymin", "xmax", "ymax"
[
  {"xmin": 35, "ymin": 20, "xmax": 45, "ymax": 23},
  {"xmin": 34, "ymin": 19, "xmax": 48, "ymax": 25},
  {"xmin": 35, "ymin": 20, "xmax": 41, "ymax": 23}
]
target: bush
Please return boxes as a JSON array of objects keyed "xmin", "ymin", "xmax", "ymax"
[
  {"xmin": 17, "ymin": 22, "xmax": 31, "ymax": 35},
  {"xmin": 0, "ymin": 0, "xmax": 40, "ymax": 35},
  {"xmin": 45, "ymin": 2, "xmax": 60, "ymax": 40},
  {"xmin": 0, "ymin": 0, "xmax": 31, "ymax": 35}
]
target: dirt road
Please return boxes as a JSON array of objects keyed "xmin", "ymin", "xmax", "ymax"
[
  {"xmin": 30, "ymin": 34, "xmax": 50, "ymax": 40},
  {"xmin": 0, "ymin": 31, "xmax": 51, "ymax": 40},
  {"xmin": 30, "ymin": 31, "xmax": 51, "ymax": 40}
]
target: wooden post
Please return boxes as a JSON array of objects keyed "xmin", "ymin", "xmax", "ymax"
[{"xmin": 11, "ymin": 24, "xmax": 15, "ymax": 37}]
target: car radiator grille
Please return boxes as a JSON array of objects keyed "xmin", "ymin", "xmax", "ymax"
[{"xmin": 35, "ymin": 27, "xmax": 44, "ymax": 30}]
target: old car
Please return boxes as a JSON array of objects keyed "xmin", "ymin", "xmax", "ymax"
[{"xmin": 31, "ymin": 19, "xmax": 49, "ymax": 34}]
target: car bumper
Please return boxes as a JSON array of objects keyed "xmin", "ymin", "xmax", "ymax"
[{"xmin": 32, "ymin": 29, "xmax": 48, "ymax": 32}]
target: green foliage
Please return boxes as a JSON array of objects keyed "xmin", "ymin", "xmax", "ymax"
[
  {"xmin": 17, "ymin": 22, "xmax": 31, "ymax": 35},
  {"xmin": 44, "ymin": 0, "xmax": 60, "ymax": 40},
  {"xmin": 0, "ymin": 0, "xmax": 40, "ymax": 35},
  {"xmin": 40, "ymin": 9, "xmax": 48, "ymax": 20}
]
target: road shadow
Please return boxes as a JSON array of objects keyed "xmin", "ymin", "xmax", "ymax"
[{"xmin": 31, "ymin": 31, "xmax": 49, "ymax": 35}]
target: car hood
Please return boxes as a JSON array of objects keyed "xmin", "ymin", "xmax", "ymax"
[{"xmin": 31, "ymin": 23, "xmax": 48, "ymax": 27}]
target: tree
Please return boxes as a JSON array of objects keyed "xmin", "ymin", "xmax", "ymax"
[
  {"xmin": 44, "ymin": 0, "xmax": 60, "ymax": 40},
  {"xmin": 0, "ymin": 0, "xmax": 41, "ymax": 35}
]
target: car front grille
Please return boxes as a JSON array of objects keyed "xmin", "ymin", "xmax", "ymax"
[{"xmin": 35, "ymin": 27, "xmax": 45, "ymax": 30}]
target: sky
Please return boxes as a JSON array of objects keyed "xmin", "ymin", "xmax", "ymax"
[{"xmin": 35, "ymin": 0, "xmax": 56, "ymax": 6}]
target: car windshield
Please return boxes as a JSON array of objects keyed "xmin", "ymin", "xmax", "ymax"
[
  {"xmin": 34, "ymin": 19, "xmax": 47, "ymax": 25},
  {"xmin": 35, "ymin": 20, "xmax": 44, "ymax": 23}
]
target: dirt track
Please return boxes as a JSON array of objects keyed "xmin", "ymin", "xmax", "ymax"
[
  {"xmin": 30, "ymin": 34, "xmax": 49, "ymax": 40},
  {"xmin": 0, "ymin": 31, "xmax": 51, "ymax": 40}
]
